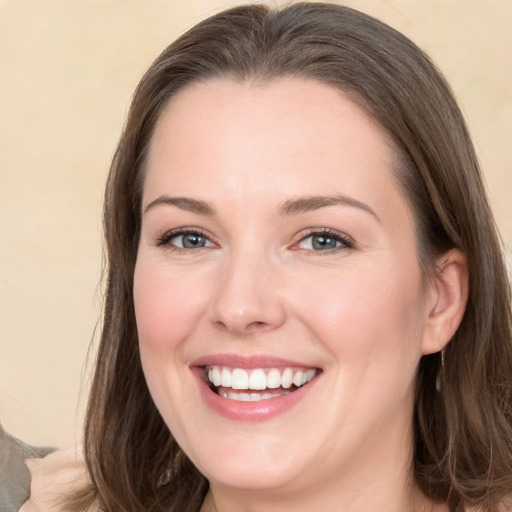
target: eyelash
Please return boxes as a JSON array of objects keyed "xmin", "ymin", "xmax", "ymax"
[
  {"xmin": 155, "ymin": 228, "xmax": 354, "ymax": 253},
  {"xmin": 292, "ymin": 228, "xmax": 354, "ymax": 254},
  {"xmin": 155, "ymin": 227, "xmax": 214, "ymax": 252}
]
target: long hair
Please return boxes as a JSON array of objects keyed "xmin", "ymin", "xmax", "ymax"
[{"xmin": 78, "ymin": 3, "xmax": 512, "ymax": 511}]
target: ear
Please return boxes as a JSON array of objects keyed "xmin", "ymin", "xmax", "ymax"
[{"xmin": 421, "ymin": 248, "xmax": 469, "ymax": 355}]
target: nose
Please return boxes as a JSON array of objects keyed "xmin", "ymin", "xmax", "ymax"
[{"xmin": 207, "ymin": 249, "xmax": 287, "ymax": 336}]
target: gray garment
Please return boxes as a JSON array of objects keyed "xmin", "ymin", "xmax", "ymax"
[{"xmin": 0, "ymin": 423, "xmax": 54, "ymax": 512}]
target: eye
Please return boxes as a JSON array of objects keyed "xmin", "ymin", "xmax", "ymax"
[
  {"xmin": 295, "ymin": 230, "xmax": 353, "ymax": 252},
  {"xmin": 156, "ymin": 229, "xmax": 215, "ymax": 250}
]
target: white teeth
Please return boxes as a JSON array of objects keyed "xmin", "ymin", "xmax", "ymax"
[
  {"xmin": 304, "ymin": 369, "xmax": 316, "ymax": 384},
  {"xmin": 248, "ymin": 369, "xmax": 267, "ymax": 390},
  {"xmin": 221, "ymin": 368, "xmax": 232, "ymax": 387},
  {"xmin": 281, "ymin": 368, "xmax": 293, "ymax": 389},
  {"xmin": 212, "ymin": 367, "xmax": 221, "ymax": 386},
  {"xmin": 231, "ymin": 368, "xmax": 249, "ymax": 389},
  {"xmin": 267, "ymin": 368, "xmax": 281, "ymax": 389},
  {"xmin": 206, "ymin": 366, "xmax": 317, "ymax": 393},
  {"xmin": 218, "ymin": 389, "xmax": 292, "ymax": 402},
  {"xmin": 208, "ymin": 368, "xmax": 222, "ymax": 387}
]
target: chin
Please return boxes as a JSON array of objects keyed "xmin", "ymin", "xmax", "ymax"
[
  {"xmin": 176, "ymin": 424, "xmax": 313, "ymax": 492},
  {"xmin": 197, "ymin": 453, "xmax": 304, "ymax": 492}
]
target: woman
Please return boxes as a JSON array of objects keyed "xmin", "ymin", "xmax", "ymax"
[{"xmin": 30, "ymin": 2, "xmax": 512, "ymax": 511}]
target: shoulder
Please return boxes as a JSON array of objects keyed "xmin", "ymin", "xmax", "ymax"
[
  {"xmin": 20, "ymin": 446, "xmax": 93, "ymax": 512},
  {"xmin": 0, "ymin": 423, "xmax": 54, "ymax": 512}
]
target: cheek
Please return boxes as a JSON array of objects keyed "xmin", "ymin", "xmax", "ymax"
[
  {"xmin": 291, "ymin": 261, "xmax": 426, "ymax": 366},
  {"xmin": 133, "ymin": 261, "xmax": 209, "ymax": 427},
  {"xmin": 133, "ymin": 262, "xmax": 208, "ymax": 355}
]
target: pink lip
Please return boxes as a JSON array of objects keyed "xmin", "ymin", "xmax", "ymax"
[
  {"xmin": 191, "ymin": 353, "xmax": 317, "ymax": 369},
  {"xmin": 190, "ymin": 354, "xmax": 320, "ymax": 422}
]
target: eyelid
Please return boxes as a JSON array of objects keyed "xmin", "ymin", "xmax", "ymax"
[
  {"xmin": 290, "ymin": 228, "xmax": 355, "ymax": 252},
  {"xmin": 153, "ymin": 226, "xmax": 354, "ymax": 253},
  {"xmin": 154, "ymin": 227, "xmax": 218, "ymax": 250}
]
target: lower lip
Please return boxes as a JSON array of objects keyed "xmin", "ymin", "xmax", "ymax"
[{"xmin": 192, "ymin": 369, "xmax": 318, "ymax": 422}]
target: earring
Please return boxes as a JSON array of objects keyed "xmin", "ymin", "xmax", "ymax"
[{"xmin": 435, "ymin": 349, "xmax": 445, "ymax": 392}]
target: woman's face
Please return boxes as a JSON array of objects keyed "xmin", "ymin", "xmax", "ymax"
[{"xmin": 134, "ymin": 78, "xmax": 440, "ymax": 500}]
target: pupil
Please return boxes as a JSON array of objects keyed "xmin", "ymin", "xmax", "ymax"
[
  {"xmin": 312, "ymin": 235, "xmax": 337, "ymax": 250},
  {"xmin": 183, "ymin": 234, "xmax": 205, "ymax": 248}
]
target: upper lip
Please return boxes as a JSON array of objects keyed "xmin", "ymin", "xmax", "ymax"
[{"xmin": 190, "ymin": 353, "xmax": 318, "ymax": 370}]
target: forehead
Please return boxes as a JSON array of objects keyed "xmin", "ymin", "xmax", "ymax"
[
  {"xmin": 150, "ymin": 78, "xmax": 390, "ymax": 161},
  {"xmin": 144, "ymin": 77, "xmax": 409, "ymax": 225}
]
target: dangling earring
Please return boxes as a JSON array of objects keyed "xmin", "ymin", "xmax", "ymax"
[{"xmin": 435, "ymin": 349, "xmax": 445, "ymax": 392}]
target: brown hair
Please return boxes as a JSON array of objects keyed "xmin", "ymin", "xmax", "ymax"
[{"xmin": 78, "ymin": 3, "xmax": 512, "ymax": 511}]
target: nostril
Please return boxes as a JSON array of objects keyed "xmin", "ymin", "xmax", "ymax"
[
  {"xmin": 246, "ymin": 320, "xmax": 274, "ymax": 332},
  {"xmin": 211, "ymin": 318, "xmax": 277, "ymax": 336}
]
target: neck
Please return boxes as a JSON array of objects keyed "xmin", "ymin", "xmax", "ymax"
[{"xmin": 201, "ymin": 481, "xmax": 447, "ymax": 512}]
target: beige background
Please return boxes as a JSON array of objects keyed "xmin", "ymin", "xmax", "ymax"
[{"xmin": 1, "ymin": 0, "xmax": 511, "ymax": 448}]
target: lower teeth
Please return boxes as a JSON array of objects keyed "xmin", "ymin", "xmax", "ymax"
[{"xmin": 216, "ymin": 387, "xmax": 296, "ymax": 401}]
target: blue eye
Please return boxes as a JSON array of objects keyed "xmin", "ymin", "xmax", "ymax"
[
  {"xmin": 172, "ymin": 233, "xmax": 208, "ymax": 248},
  {"xmin": 157, "ymin": 230, "xmax": 215, "ymax": 250},
  {"xmin": 297, "ymin": 231, "xmax": 352, "ymax": 251}
]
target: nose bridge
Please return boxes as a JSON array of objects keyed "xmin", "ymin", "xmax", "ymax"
[{"xmin": 208, "ymin": 240, "xmax": 286, "ymax": 335}]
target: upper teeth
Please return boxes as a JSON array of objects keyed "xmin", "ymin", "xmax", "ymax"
[{"xmin": 207, "ymin": 367, "xmax": 317, "ymax": 390}]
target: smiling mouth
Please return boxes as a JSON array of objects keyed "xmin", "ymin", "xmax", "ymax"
[{"xmin": 205, "ymin": 366, "xmax": 318, "ymax": 402}]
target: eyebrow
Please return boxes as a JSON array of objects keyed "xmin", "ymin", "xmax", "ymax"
[
  {"xmin": 278, "ymin": 195, "xmax": 379, "ymax": 221},
  {"xmin": 143, "ymin": 193, "xmax": 379, "ymax": 221},
  {"xmin": 143, "ymin": 196, "xmax": 215, "ymax": 216}
]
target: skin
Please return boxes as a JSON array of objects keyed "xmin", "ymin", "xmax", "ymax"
[
  {"xmin": 134, "ymin": 78, "xmax": 468, "ymax": 512},
  {"xmin": 20, "ymin": 447, "xmax": 91, "ymax": 512}
]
